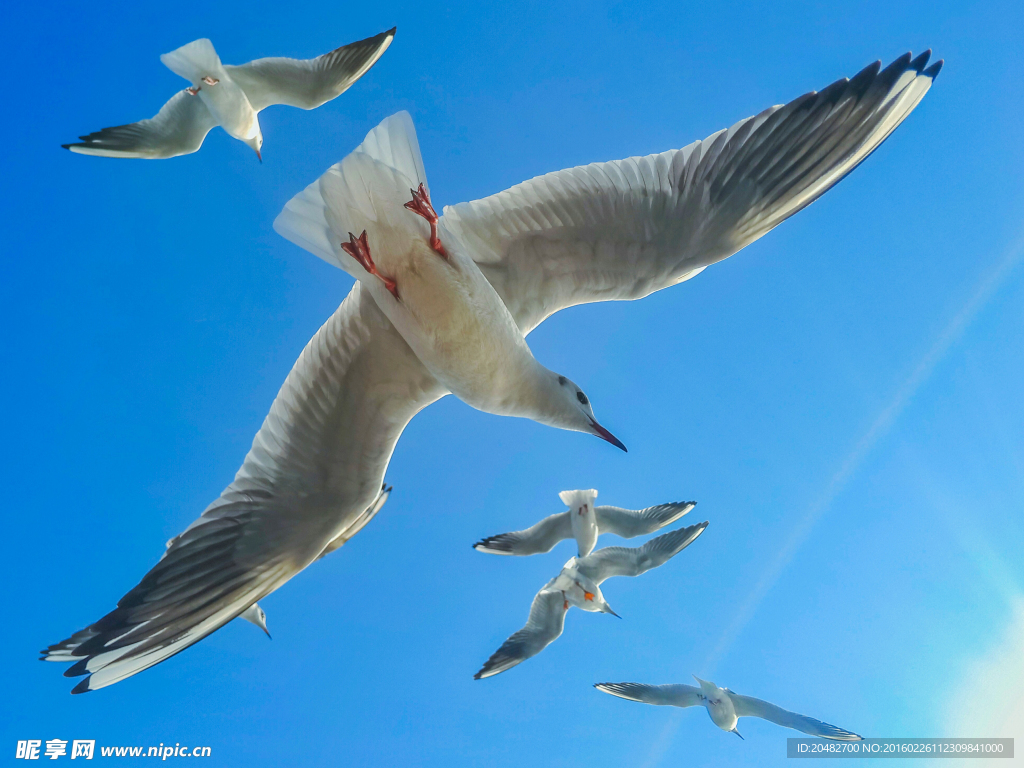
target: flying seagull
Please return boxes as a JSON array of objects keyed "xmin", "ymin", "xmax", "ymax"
[
  {"xmin": 595, "ymin": 677, "xmax": 862, "ymax": 740},
  {"xmin": 44, "ymin": 52, "xmax": 940, "ymax": 692},
  {"xmin": 62, "ymin": 28, "xmax": 395, "ymax": 160},
  {"xmin": 474, "ymin": 490, "xmax": 696, "ymax": 557},
  {"xmin": 474, "ymin": 522, "xmax": 708, "ymax": 679}
]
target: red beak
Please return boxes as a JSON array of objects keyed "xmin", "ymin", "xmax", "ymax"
[
  {"xmin": 589, "ymin": 418, "xmax": 626, "ymax": 452},
  {"xmin": 256, "ymin": 149, "xmax": 262, "ymax": 163}
]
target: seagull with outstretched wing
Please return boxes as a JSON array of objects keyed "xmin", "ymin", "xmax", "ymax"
[
  {"xmin": 596, "ymin": 677, "xmax": 862, "ymax": 740},
  {"xmin": 474, "ymin": 489, "xmax": 696, "ymax": 556},
  {"xmin": 63, "ymin": 28, "xmax": 395, "ymax": 160}
]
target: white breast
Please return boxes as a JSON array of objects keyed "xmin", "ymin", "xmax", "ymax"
[
  {"xmin": 198, "ymin": 76, "xmax": 258, "ymax": 140},
  {"xmin": 363, "ymin": 236, "xmax": 537, "ymax": 415}
]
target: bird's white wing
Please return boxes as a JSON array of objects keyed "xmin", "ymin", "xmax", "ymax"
[
  {"xmin": 731, "ymin": 693, "xmax": 863, "ymax": 740},
  {"xmin": 441, "ymin": 52, "xmax": 941, "ymax": 334},
  {"xmin": 63, "ymin": 90, "xmax": 217, "ymax": 159},
  {"xmin": 595, "ymin": 501, "xmax": 696, "ymax": 538},
  {"xmin": 474, "ymin": 589, "xmax": 567, "ymax": 679},
  {"xmin": 42, "ymin": 283, "xmax": 446, "ymax": 692},
  {"xmin": 594, "ymin": 682, "xmax": 703, "ymax": 707},
  {"xmin": 472, "ymin": 511, "xmax": 572, "ymax": 555},
  {"xmin": 576, "ymin": 521, "xmax": 707, "ymax": 584},
  {"xmin": 225, "ymin": 28, "xmax": 395, "ymax": 112}
]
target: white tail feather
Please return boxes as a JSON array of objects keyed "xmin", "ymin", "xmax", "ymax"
[
  {"xmin": 160, "ymin": 39, "xmax": 223, "ymax": 84},
  {"xmin": 274, "ymin": 111, "xmax": 431, "ymax": 275},
  {"xmin": 559, "ymin": 489, "xmax": 598, "ymax": 508}
]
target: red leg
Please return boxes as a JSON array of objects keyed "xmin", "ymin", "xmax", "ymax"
[
  {"xmin": 341, "ymin": 230, "xmax": 399, "ymax": 300},
  {"xmin": 185, "ymin": 86, "xmax": 200, "ymax": 96},
  {"xmin": 202, "ymin": 76, "xmax": 220, "ymax": 85},
  {"xmin": 404, "ymin": 183, "xmax": 447, "ymax": 258}
]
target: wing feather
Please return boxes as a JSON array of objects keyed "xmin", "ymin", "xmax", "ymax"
[
  {"xmin": 474, "ymin": 589, "xmax": 567, "ymax": 679},
  {"xmin": 576, "ymin": 521, "xmax": 708, "ymax": 583},
  {"xmin": 42, "ymin": 284, "xmax": 446, "ymax": 692},
  {"xmin": 595, "ymin": 682, "xmax": 703, "ymax": 707},
  {"xmin": 226, "ymin": 28, "xmax": 395, "ymax": 112},
  {"xmin": 63, "ymin": 91, "xmax": 217, "ymax": 159},
  {"xmin": 441, "ymin": 52, "xmax": 941, "ymax": 333},
  {"xmin": 595, "ymin": 501, "xmax": 696, "ymax": 538},
  {"xmin": 472, "ymin": 512, "xmax": 572, "ymax": 555},
  {"xmin": 731, "ymin": 693, "xmax": 863, "ymax": 740}
]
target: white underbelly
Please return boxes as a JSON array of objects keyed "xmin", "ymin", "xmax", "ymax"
[
  {"xmin": 199, "ymin": 81, "xmax": 257, "ymax": 140},
  {"xmin": 363, "ymin": 242, "xmax": 533, "ymax": 416}
]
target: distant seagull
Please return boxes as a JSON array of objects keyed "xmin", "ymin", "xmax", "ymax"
[
  {"xmin": 62, "ymin": 28, "xmax": 395, "ymax": 160},
  {"xmin": 238, "ymin": 604, "xmax": 271, "ymax": 639},
  {"xmin": 474, "ymin": 522, "xmax": 707, "ymax": 679},
  {"xmin": 45, "ymin": 52, "xmax": 939, "ymax": 693},
  {"xmin": 474, "ymin": 490, "xmax": 696, "ymax": 557},
  {"xmin": 595, "ymin": 677, "xmax": 862, "ymax": 740}
]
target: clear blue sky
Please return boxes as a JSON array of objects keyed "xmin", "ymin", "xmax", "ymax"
[{"xmin": 2, "ymin": 0, "xmax": 1023, "ymax": 765}]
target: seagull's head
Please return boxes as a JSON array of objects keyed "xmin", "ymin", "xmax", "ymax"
[
  {"xmin": 544, "ymin": 373, "xmax": 626, "ymax": 451},
  {"xmin": 240, "ymin": 603, "xmax": 271, "ymax": 639},
  {"xmin": 570, "ymin": 575, "xmax": 619, "ymax": 617},
  {"xmin": 245, "ymin": 131, "xmax": 264, "ymax": 163}
]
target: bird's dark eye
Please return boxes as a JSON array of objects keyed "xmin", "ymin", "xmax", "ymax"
[
  {"xmin": 558, "ymin": 376, "xmax": 567, "ymax": 386},
  {"xmin": 576, "ymin": 391, "xmax": 588, "ymax": 405}
]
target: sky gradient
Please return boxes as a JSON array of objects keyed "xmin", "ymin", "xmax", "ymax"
[{"xmin": 2, "ymin": 1, "xmax": 1023, "ymax": 765}]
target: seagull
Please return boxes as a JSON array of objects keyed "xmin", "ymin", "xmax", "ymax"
[
  {"xmin": 595, "ymin": 677, "xmax": 863, "ymax": 740},
  {"xmin": 474, "ymin": 490, "xmax": 696, "ymax": 557},
  {"xmin": 62, "ymin": 28, "xmax": 395, "ymax": 160},
  {"xmin": 474, "ymin": 522, "xmax": 708, "ymax": 679},
  {"xmin": 238, "ymin": 604, "xmax": 271, "ymax": 639},
  {"xmin": 43, "ymin": 52, "xmax": 940, "ymax": 693}
]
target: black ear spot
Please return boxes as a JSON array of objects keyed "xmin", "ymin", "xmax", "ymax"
[
  {"xmin": 558, "ymin": 376, "xmax": 567, "ymax": 386},
  {"xmin": 576, "ymin": 391, "xmax": 588, "ymax": 405}
]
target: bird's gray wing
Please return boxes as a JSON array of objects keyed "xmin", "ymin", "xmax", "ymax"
[
  {"xmin": 731, "ymin": 693, "xmax": 863, "ymax": 740},
  {"xmin": 473, "ymin": 511, "xmax": 572, "ymax": 555},
  {"xmin": 576, "ymin": 521, "xmax": 708, "ymax": 584},
  {"xmin": 440, "ymin": 52, "xmax": 941, "ymax": 335},
  {"xmin": 595, "ymin": 682, "xmax": 703, "ymax": 707},
  {"xmin": 225, "ymin": 28, "xmax": 395, "ymax": 112},
  {"xmin": 474, "ymin": 589, "xmax": 567, "ymax": 679},
  {"xmin": 595, "ymin": 501, "xmax": 696, "ymax": 538},
  {"xmin": 63, "ymin": 90, "xmax": 217, "ymax": 159},
  {"xmin": 42, "ymin": 283, "xmax": 446, "ymax": 692}
]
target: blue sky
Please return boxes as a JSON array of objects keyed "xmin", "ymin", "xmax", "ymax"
[{"xmin": 2, "ymin": 0, "xmax": 1023, "ymax": 765}]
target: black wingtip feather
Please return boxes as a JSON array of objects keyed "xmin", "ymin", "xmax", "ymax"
[
  {"xmin": 924, "ymin": 59, "xmax": 944, "ymax": 79},
  {"xmin": 473, "ymin": 535, "xmax": 512, "ymax": 553},
  {"xmin": 64, "ymin": 658, "xmax": 90, "ymax": 678},
  {"xmin": 909, "ymin": 49, "xmax": 932, "ymax": 72},
  {"xmin": 70, "ymin": 678, "xmax": 92, "ymax": 695}
]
